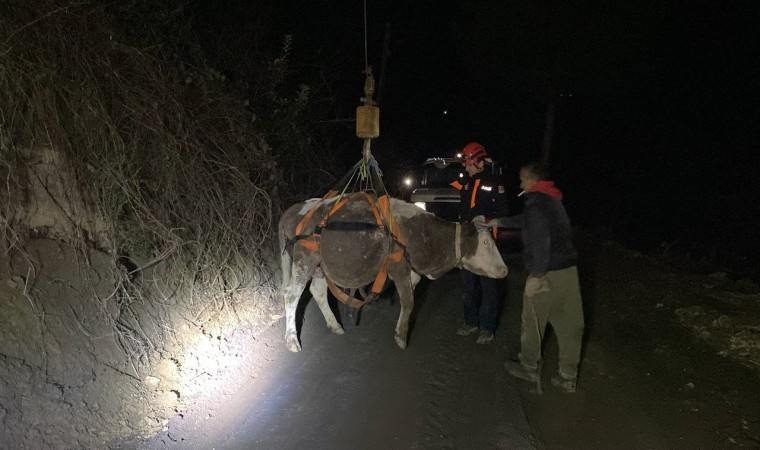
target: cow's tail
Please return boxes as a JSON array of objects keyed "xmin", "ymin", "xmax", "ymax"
[
  {"xmin": 280, "ymin": 250, "xmax": 293, "ymax": 288},
  {"xmin": 278, "ymin": 227, "xmax": 294, "ymax": 306}
]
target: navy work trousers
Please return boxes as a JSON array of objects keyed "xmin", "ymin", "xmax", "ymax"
[{"xmin": 461, "ymin": 269, "xmax": 499, "ymax": 333}]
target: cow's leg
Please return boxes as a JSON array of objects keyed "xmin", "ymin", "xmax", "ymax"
[
  {"xmin": 390, "ymin": 268, "xmax": 422, "ymax": 349},
  {"xmin": 309, "ymin": 269, "xmax": 344, "ymax": 335},
  {"xmin": 282, "ymin": 250, "xmax": 320, "ymax": 352}
]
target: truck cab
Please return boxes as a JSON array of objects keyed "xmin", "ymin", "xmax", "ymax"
[{"xmin": 409, "ymin": 157, "xmax": 463, "ymax": 221}]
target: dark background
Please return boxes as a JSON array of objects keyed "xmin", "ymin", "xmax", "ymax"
[{"xmin": 199, "ymin": 0, "xmax": 760, "ymax": 267}]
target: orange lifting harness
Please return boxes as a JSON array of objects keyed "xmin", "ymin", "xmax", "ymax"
[
  {"xmin": 290, "ymin": 49, "xmax": 398, "ymax": 308},
  {"xmin": 293, "ymin": 190, "xmax": 406, "ymax": 308}
]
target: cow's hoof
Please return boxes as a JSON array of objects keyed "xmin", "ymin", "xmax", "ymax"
[
  {"xmin": 394, "ymin": 335, "xmax": 407, "ymax": 349},
  {"xmin": 286, "ymin": 335, "xmax": 301, "ymax": 352},
  {"xmin": 329, "ymin": 325, "xmax": 345, "ymax": 335}
]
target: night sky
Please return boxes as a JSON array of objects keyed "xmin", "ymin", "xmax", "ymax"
[{"xmin": 216, "ymin": 1, "xmax": 760, "ymax": 256}]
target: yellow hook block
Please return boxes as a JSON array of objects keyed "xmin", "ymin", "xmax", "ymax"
[{"xmin": 356, "ymin": 105, "xmax": 380, "ymax": 138}]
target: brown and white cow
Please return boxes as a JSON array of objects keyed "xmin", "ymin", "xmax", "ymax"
[{"xmin": 279, "ymin": 195, "xmax": 508, "ymax": 352}]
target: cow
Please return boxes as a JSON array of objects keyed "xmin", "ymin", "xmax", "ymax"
[{"xmin": 279, "ymin": 194, "xmax": 508, "ymax": 352}]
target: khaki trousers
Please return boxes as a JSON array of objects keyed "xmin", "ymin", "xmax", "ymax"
[{"xmin": 519, "ymin": 266, "xmax": 584, "ymax": 379}]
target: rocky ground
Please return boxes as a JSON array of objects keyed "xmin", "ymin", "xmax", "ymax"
[{"xmin": 522, "ymin": 234, "xmax": 760, "ymax": 449}]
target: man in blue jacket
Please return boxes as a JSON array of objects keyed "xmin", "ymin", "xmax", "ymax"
[{"xmin": 499, "ymin": 162, "xmax": 584, "ymax": 392}]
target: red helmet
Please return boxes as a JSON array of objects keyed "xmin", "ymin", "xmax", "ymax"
[{"xmin": 461, "ymin": 142, "xmax": 488, "ymax": 163}]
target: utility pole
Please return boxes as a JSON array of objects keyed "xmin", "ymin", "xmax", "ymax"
[{"xmin": 540, "ymin": 100, "xmax": 555, "ymax": 168}]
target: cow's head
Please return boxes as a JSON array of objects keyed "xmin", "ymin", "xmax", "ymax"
[{"xmin": 460, "ymin": 224, "xmax": 508, "ymax": 278}]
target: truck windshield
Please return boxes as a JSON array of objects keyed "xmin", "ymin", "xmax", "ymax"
[{"xmin": 424, "ymin": 164, "xmax": 463, "ymax": 188}]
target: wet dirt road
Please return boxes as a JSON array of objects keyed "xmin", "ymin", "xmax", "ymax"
[
  {"xmin": 119, "ymin": 242, "xmax": 760, "ymax": 450},
  {"xmin": 223, "ymin": 260, "xmax": 537, "ymax": 449}
]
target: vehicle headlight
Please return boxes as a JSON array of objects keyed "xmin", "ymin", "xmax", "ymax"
[{"xmin": 413, "ymin": 202, "xmax": 426, "ymax": 210}]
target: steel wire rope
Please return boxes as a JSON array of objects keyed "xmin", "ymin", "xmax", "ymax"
[{"xmin": 363, "ymin": 0, "xmax": 369, "ymax": 71}]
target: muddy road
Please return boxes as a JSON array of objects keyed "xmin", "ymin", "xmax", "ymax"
[{"xmin": 129, "ymin": 248, "xmax": 759, "ymax": 449}]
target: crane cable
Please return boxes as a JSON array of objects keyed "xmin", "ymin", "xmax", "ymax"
[
  {"xmin": 363, "ymin": 0, "xmax": 369, "ymax": 71},
  {"xmin": 358, "ymin": 0, "xmax": 378, "ymax": 173}
]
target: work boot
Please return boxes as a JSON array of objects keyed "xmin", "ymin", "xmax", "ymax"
[
  {"xmin": 476, "ymin": 330, "xmax": 494, "ymax": 344},
  {"xmin": 551, "ymin": 373, "xmax": 577, "ymax": 393},
  {"xmin": 505, "ymin": 360, "xmax": 539, "ymax": 382},
  {"xmin": 456, "ymin": 324, "xmax": 478, "ymax": 336}
]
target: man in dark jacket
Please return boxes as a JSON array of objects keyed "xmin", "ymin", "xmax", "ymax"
[
  {"xmin": 499, "ymin": 162, "xmax": 584, "ymax": 392},
  {"xmin": 450, "ymin": 142, "xmax": 509, "ymax": 344}
]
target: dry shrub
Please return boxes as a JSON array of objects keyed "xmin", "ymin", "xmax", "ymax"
[{"xmin": 0, "ymin": 1, "xmax": 281, "ymax": 363}]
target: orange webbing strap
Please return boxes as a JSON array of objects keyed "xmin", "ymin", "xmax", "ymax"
[
  {"xmin": 367, "ymin": 194, "xmax": 385, "ymax": 229},
  {"xmin": 327, "ymin": 261, "xmax": 388, "ymax": 309},
  {"xmin": 295, "ymin": 192, "xmax": 379, "ymax": 253},
  {"xmin": 377, "ymin": 194, "xmax": 405, "ymax": 262},
  {"xmin": 376, "ymin": 194, "xmax": 392, "ymax": 231},
  {"xmin": 368, "ymin": 194, "xmax": 405, "ymax": 297},
  {"xmin": 295, "ymin": 205, "xmax": 320, "ymax": 236},
  {"xmin": 294, "ymin": 190, "xmax": 341, "ymax": 252},
  {"xmin": 324, "ymin": 195, "xmax": 352, "ymax": 225},
  {"xmin": 369, "ymin": 263, "xmax": 388, "ymax": 297},
  {"xmin": 325, "ymin": 191, "xmax": 388, "ymax": 232},
  {"xmin": 326, "ymin": 277, "xmax": 368, "ymax": 309},
  {"xmin": 470, "ymin": 178, "xmax": 480, "ymax": 209},
  {"xmin": 294, "ymin": 204, "xmax": 321, "ymax": 252},
  {"xmin": 298, "ymin": 238, "xmax": 320, "ymax": 253}
]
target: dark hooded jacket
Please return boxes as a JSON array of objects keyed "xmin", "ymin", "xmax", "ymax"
[{"xmin": 502, "ymin": 181, "xmax": 577, "ymax": 275}]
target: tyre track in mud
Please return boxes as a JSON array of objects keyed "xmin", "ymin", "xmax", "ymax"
[
  {"xmin": 411, "ymin": 277, "xmax": 476, "ymax": 449},
  {"xmin": 410, "ymin": 263, "xmax": 537, "ymax": 449}
]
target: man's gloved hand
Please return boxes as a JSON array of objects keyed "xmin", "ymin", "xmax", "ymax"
[
  {"xmin": 525, "ymin": 275, "xmax": 551, "ymax": 298},
  {"xmin": 471, "ymin": 215, "xmax": 489, "ymax": 230},
  {"xmin": 473, "ymin": 215, "xmax": 510, "ymax": 229}
]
